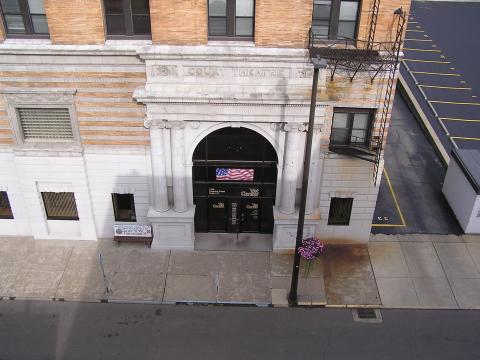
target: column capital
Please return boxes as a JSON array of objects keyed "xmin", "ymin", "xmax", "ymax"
[
  {"xmin": 149, "ymin": 119, "xmax": 166, "ymax": 129},
  {"xmin": 283, "ymin": 123, "xmax": 306, "ymax": 132},
  {"xmin": 165, "ymin": 121, "xmax": 186, "ymax": 129}
]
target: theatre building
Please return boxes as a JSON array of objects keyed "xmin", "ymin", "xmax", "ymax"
[{"xmin": 0, "ymin": 0, "xmax": 409, "ymax": 250}]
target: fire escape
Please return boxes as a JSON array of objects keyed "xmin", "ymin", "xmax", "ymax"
[{"xmin": 309, "ymin": 1, "xmax": 407, "ymax": 184}]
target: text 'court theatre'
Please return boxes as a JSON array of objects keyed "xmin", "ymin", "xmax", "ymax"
[{"xmin": 0, "ymin": 0, "xmax": 410, "ymax": 250}]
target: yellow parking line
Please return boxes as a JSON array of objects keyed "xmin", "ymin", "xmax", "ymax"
[
  {"xmin": 419, "ymin": 85, "xmax": 472, "ymax": 90},
  {"xmin": 403, "ymin": 59, "xmax": 450, "ymax": 64},
  {"xmin": 440, "ymin": 117, "xmax": 480, "ymax": 123},
  {"xmin": 430, "ymin": 100, "xmax": 480, "ymax": 106},
  {"xmin": 372, "ymin": 224, "xmax": 407, "ymax": 228},
  {"xmin": 405, "ymin": 38, "xmax": 432, "ymax": 42},
  {"xmin": 371, "ymin": 168, "xmax": 407, "ymax": 228},
  {"xmin": 404, "ymin": 48, "xmax": 442, "ymax": 53},
  {"xmin": 451, "ymin": 136, "xmax": 480, "ymax": 141},
  {"xmin": 411, "ymin": 71, "xmax": 461, "ymax": 77}
]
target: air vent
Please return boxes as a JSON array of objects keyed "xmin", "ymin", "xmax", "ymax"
[{"xmin": 352, "ymin": 308, "xmax": 382, "ymax": 323}]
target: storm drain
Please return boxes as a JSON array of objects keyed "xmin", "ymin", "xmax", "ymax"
[{"xmin": 352, "ymin": 308, "xmax": 382, "ymax": 323}]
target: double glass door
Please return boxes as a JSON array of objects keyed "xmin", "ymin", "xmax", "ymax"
[{"xmin": 208, "ymin": 197, "xmax": 260, "ymax": 233}]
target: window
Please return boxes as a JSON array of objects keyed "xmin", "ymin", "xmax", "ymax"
[
  {"xmin": 17, "ymin": 107, "xmax": 73, "ymax": 141},
  {"xmin": 112, "ymin": 193, "xmax": 136, "ymax": 222},
  {"xmin": 328, "ymin": 197, "xmax": 353, "ymax": 225},
  {"xmin": 0, "ymin": 192, "xmax": 14, "ymax": 219},
  {"xmin": 41, "ymin": 192, "xmax": 79, "ymax": 220},
  {"xmin": 312, "ymin": 0, "xmax": 359, "ymax": 39},
  {"xmin": 331, "ymin": 109, "xmax": 373, "ymax": 146},
  {"xmin": 208, "ymin": 0, "xmax": 254, "ymax": 39},
  {"xmin": 0, "ymin": 0, "xmax": 49, "ymax": 36},
  {"xmin": 104, "ymin": 0, "xmax": 151, "ymax": 37}
]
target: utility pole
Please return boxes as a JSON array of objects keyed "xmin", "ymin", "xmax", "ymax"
[{"xmin": 288, "ymin": 57, "xmax": 326, "ymax": 306}]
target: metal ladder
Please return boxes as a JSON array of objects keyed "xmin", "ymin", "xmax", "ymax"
[
  {"xmin": 372, "ymin": 9, "xmax": 407, "ymax": 185},
  {"xmin": 367, "ymin": 0, "xmax": 380, "ymax": 49}
]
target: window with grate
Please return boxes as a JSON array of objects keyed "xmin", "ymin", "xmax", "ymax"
[
  {"xmin": 328, "ymin": 197, "xmax": 353, "ymax": 225},
  {"xmin": 312, "ymin": 0, "xmax": 359, "ymax": 40},
  {"xmin": 17, "ymin": 108, "xmax": 73, "ymax": 141},
  {"xmin": 41, "ymin": 192, "xmax": 79, "ymax": 220},
  {"xmin": 208, "ymin": 0, "xmax": 254, "ymax": 39},
  {"xmin": 112, "ymin": 193, "xmax": 136, "ymax": 222},
  {"xmin": 104, "ymin": 0, "xmax": 151, "ymax": 38},
  {"xmin": 0, "ymin": 191, "xmax": 14, "ymax": 219},
  {"xmin": 0, "ymin": 0, "xmax": 49, "ymax": 36}
]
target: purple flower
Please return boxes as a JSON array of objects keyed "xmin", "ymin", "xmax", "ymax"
[{"xmin": 298, "ymin": 237, "xmax": 324, "ymax": 260}]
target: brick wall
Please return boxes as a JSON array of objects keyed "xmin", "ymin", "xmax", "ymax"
[
  {"xmin": 44, "ymin": 0, "xmax": 106, "ymax": 45},
  {"xmin": 150, "ymin": 0, "xmax": 208, "ymax": 45},
  {"xmin": 255, "ymin": 0, "xmax": 313, "ymax": 48}
]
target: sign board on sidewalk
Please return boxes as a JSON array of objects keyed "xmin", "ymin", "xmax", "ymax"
[{"xmin": 113, "ymin": 224, "xmax": 152, "ymax": 238}]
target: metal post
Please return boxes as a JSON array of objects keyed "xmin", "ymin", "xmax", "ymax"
[{"xmin": 288, "ymin": 57, "xmax": 326, "ymax": 306}]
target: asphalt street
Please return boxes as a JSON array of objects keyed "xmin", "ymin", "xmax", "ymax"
[{"xmin": 0, "ymin": 301, "xmax": 479, "ymax": 360}]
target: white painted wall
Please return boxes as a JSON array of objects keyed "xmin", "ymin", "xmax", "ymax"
[
  {"xmin": 442, "ymin": 159, "xmax": 477, "ymax": 232},
  {"xmin": 0, "ymin": 151, "xmax": 30, "ymax": 236},
  {"xmin": 83, "ymin": 148, "xmax": 151, "ymax": 239}
]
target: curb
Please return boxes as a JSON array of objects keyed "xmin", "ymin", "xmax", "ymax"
[{"xmin": 398, "ymin": 73, "xmax": 450, "ymax": 166}]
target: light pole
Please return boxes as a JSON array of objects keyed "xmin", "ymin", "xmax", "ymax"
[{"xmin": 288, "ymin": 56, "xmax": 326, "ymax": 306}]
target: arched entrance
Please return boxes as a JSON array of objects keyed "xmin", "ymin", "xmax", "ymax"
[{"xmin": 192, "ymin": 127, "xmax": 278, "ymax": 235}]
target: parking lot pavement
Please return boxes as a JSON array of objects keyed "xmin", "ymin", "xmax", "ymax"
[
  {"xmin": 401, "ymin": 1, "xmax": 480, "ymax": 154},
  {"xmin": 372, "ymin": 94, "xmax": 462, "ymax": 235}
]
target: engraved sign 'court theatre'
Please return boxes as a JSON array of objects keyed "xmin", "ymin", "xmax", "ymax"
[{"xmin": 0, "ymin": 0, "xmax": 410, "ymax": 250}]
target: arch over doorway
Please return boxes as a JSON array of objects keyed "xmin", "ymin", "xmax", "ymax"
[{"xmin": 192, "ymin": 127, "xmax": 278, "ymax": 234}]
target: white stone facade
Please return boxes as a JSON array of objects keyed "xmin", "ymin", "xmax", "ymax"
[{"xmin": 0, "ymin": 42, "xmax": 383, "ymax": 249}]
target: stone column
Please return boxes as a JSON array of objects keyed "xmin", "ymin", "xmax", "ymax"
[
  {"xmin": 149, "ymin": 120, "xmax": 169, "ymax": 212},
  {"xmin": 306, "ymin": 126, "xmax": 322, "ymax": 215},
  {"xmin": 168, "ymin": 121, "xmax": 188, "ymax": 213},
  {"xmin": 279, "ymin": 123, "xmax": 304, "ymax": 214}
]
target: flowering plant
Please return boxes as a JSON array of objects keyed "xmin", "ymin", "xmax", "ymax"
[
  {"xmin": 298, "ymin": 237, "xmax": 324, "ymax": 277},
  {"xmin": 298, "ymin": 237, "xmax": 324, "ymax": 260}
]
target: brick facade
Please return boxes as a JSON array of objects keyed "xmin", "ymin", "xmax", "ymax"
[
  {"xmin": 150, "ymin": 0, "xmax": 208, "ymax": 45},
  {"xmin": 0, "ymin": 15, "xmax": 5, "ymax": 42},
  {"xmin": 44, "ymin": 0, "xmax": 106, "ymax": 45},
  {"xmin": 255, "ymin": 0, "xmax": 313, "ymax": 48}
]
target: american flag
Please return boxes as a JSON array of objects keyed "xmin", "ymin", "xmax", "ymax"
[{"xmin": 216, "ymin": 168, "xmax": 254, "ymax": 181}]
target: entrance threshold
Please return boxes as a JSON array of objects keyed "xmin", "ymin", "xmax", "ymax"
[{"xmin": 194, "ymin": 233, "xmax": 273, "ymax": 252}]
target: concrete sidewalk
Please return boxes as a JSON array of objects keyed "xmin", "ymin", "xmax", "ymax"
[
  {"xmin": 370, "ymin": 234, "xmax": 480, "ymax": 309},
  {"xmin": 1, "ymin": 234, "xmax": 480, "ymax": 309}
]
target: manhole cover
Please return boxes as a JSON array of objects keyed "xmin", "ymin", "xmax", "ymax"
[{"xmin": 352, "ymin": 308, "xmax": 382, "ymax": 323}]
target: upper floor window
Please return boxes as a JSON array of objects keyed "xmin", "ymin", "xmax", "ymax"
[
  {"xmin": 331, "ymin": 109, "xmax": 373, "ymax": 147},
  {"xmin": 0, "ymin": 0, "xmax": 49, "ymax": 36},
  {"xmin": 312, "ymin": 0, "xmax": 359, "ymax": 39},
  {"xmin": 17, "ymin": 107, "xmax": 74, "ymax": 141},
  {"xmin": 104, "ymin": 0, "xmax": 151, "ymax": 38},
  {"xmin": 208, "ymin": 0, "xmax": 254, "ymax": 40}
]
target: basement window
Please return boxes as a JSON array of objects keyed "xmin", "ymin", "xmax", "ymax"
[
  {"xmin": 208, "ymin": 0, "xmax": 254, "ymax": 40},
  {"xmin": 0, "ymin": 0, "xmax": 49, "ymax": 37},
  {"xmin": 328, "ymin": 197, "xmax": 353, "ymax": 225},
  {"xmin": 0, "ymin": 192, "xmax": 14, "ymax": 219},
  {"xmin": 112, "ymin": 193, "xmax": 137, "ymax": 222},
  {"xmin": 42, "ymin": 192, "xmax": 79, "ymax": 221}
]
